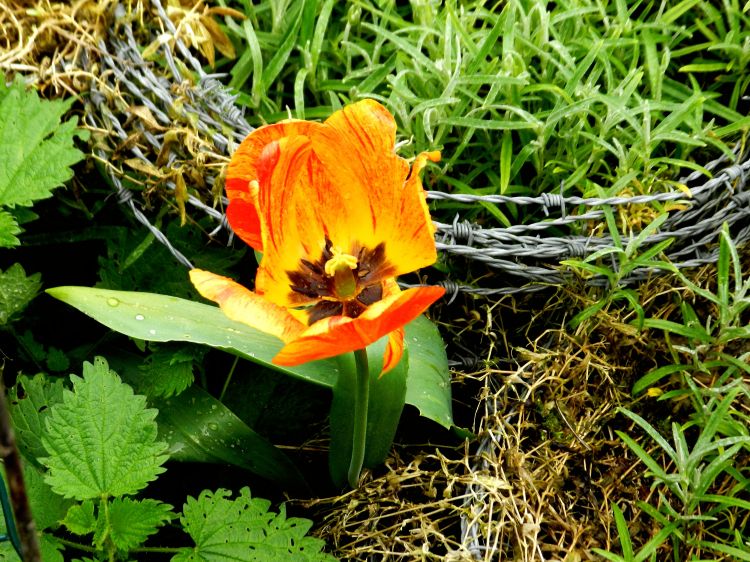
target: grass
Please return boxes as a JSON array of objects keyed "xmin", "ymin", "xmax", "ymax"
[{"xmin": 215, "ymin": 0, "xmax": 750, "ymax": 228}]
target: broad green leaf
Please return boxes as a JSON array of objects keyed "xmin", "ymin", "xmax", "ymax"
[
  {"xmin": 329, "ymin": 339, "xmax": 408, "ymax": 488},
  {"xmin": 9, "ymin": 374, "xmax": 65, "ymax": 464},
  {"xmin": 151, "ymin": 384, "xmax": 308, "ymax": 492},
  {"xmin": 403, "ymin": 315, "xmax": 452, "ymax": 428},
  {"xmin": 47, "ymin": 287, "xmax": 454, "ymax": 428},
  {"xmin": 107, "ymin": 498, "xmax": 175, "ymax": 552},
  {"xmin": 0, "ymin": 264, "xmax": 42, "ymax": 325},
  {"xmin": 40, "ymin": 357, "xmax": 169, "ymax": 500},
  {"xmin": 0, "ymin": 75, "xmax": 86, "ymax": 208},
  {"xmin": 46, "ymin": 286, "xmax": 337, "ymax": 388},
  {"xmin": 173, "ymin": 488, "xmax": 337, "ymax": 562}
]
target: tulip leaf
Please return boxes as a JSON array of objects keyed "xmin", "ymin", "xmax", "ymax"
[
  {"xmin": 46, "ymin": 286, "xmax": 453, "ymax": 429},
  {"xmin": 151, "ymin": 384, "xmax": 309, "ymax": 493},
  {"xmin": 328, "ymin": 338, "xmax": 408, "ymax": 488},
  {"xmin": 403, "ymin": 315, "xmax": 453, "ymax": 429},
  {"xmin": 45, "ymin": 286, "xmax": 337, "ymax": 388}
]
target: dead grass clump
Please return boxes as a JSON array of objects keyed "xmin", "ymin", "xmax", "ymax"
[{"xmin": 0, "ymin": 0, "xmax": 126, "ymax": 94}]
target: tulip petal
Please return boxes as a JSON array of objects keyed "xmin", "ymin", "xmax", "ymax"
[
  {"xmin": 189, "ymin": 269, "xmax": 305, "ymax": 343},
  {"xmin": 382, "ymin": 328, "xmax": 405, "ymax": 375},
  {"xmin": 272, "ymin": 285, "xmax": 445, "ymax": 367},
  {"xmin": 226, "ymin": 120, "xmax": 320, "ymax": 251},
  {"xmin": 252, "ymin": 136, "xmax": 330, "ymax": 308},
  {"xmin": 310, "ymin": 100, "xmax": 438, "ymax": 277}
]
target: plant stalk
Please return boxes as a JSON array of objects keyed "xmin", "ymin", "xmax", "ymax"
[{"xmin": 347, "ymin": 349, "xmax": 370, "ymax": 488}]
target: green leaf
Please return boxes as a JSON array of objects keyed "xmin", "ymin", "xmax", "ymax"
[
  {"xmin": 9, "ymin": 374, "xmax": 66, "ymax": 463},
  {"xmin": 173, "ymin": 487, "xmax": 337, "ymax": 562},
  {"xmin": 0, "ymin": 263, "xmax": 42, "ymax": 325},
  {"xmin": 46, "ymin": 286, "xmax": 338, "ymax": 388},
  {"xmin": 0, "ymin": 75, "xmax": 86, "ymax": 208},
  {"xmin": 1, "ymin": 460, "xmax": 71, "ymax": 536},
  {"xmin": 137, "ymin": 343, "xmax": 204, "ymax": 398},
  {"xmin": 107, "ymin": 498, "xmax": 175, "ymax": 552},
  {"xmin": 403, "ymin": 316, "xmax": 452, "ymax": 429},
  {"xmin": 329, "ymin": 339, "xmax": 408, "ymax": 488},
  {"xmin": 63, "ymin": 501, "xmax": 96, "ymax": 535},
  {"xmin": 0, "ymin": 209, "xmax": 21, "ymax": 248},
  {"xmin": 40, "ymin": 357, "xmax": 169, "ymax": 500},
  {"xmin": 151, "ymin": 384, "xmax": 308, "ymax": 492},
  {"xmin": 47, "ymin": 287, "xmax": 454, "ymax": 428}
]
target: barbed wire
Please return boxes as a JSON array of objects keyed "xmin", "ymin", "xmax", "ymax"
[{"xmin": 81, "ymin": 0, "xmax": 749, "ymax": 302}]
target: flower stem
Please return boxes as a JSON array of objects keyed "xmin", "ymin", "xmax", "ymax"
[{"xmin": 347, "ymin": 348, "xmax": 370, "ymax": 488}]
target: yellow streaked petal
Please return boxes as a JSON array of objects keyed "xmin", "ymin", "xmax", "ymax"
[{"xmin": 189, "ymin": 269, "xmax": 304, "ymax": 342}]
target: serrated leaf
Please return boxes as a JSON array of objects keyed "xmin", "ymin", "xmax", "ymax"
[
  {"xmin": 40, "ymin": 357, "xmax": 169, "ymax": 500},
  {"xmin": 9, "ymin": 374, "xmax": 66, "ymax": 463},
  {"xmin": 0, "ymin": 209, "xmax": 21, "ymax": 247},
  {"xmin": 0, "ymin": 75, "xmax": 86, "ymax": 208},
  {"xmin": 108, "ymin": 498, "xmax": 175, "ymax": 551},
  {"xmin": 0, "ymin": 263, "xmax": 42, "ymax": 325},
  {"xmin": 137, "ymin": 344, "xmax": 203, "ymax": 398},
  {"xmin": 45, "ymin": 347, "xmax": 71, "ymax": 373},
  {"xmin": 1, "ymin": 460, "xmax": 70, "ymax": 533},
  {"xmin": 173, "ymin": 488, "xmax": 337, "ymax": 562},
  {"xmin": 63, "ymin": 501, "xmax": 96, "ymax": 535}
]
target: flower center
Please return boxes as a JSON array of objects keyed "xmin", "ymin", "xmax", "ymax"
[
  {"xmin": 287, "ymin": 238, "xmax": 393, "ymax": 325},
  {"xmin": 324, "ymin": 248, "xmax": 359, "ymax": 299}
]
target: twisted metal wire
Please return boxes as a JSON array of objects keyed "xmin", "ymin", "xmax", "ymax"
[{"xmin": 83, "ymin": 1, "xmax": 749, "ymax": 302}]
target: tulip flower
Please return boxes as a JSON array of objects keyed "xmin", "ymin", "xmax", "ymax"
[
  {"xmin": 189, "ymin": 99, "xmax": 445, "ymax": 487},
  {"xmin": 190, "ymin": 99, "xmax": 444, "ymax": 372}
]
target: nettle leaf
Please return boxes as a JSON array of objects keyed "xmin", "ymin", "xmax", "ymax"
[
  {"xmin": 137, "ymin": 343, "xmax": 204, "ymax": 398},
  {"xmin": 40, "ymin": 357, "xmax": 169, "ymax": 500},
  {"xmin": 0, "ymin": 209, "xmax": 21, "ymax": 248},
  {"xmin": 107, "ymin": 498, "xmax": 175, "ymax": 552},
  {"xmin": 0, "ymin": 74, "xmax": 86, "ymax": 208},
  {"xmin": 173, "ymin": 487, "xmax": 338, "ymax": 562},
  {"xmin": 0, "ymin": 263, "xmax": 42, "ymax": 325},
  {"xmin": 9, "ymin": 373, "xmax": 66, "ymax": 463},
  {"xmin": 63, "ymin": 501, "xmax": 96, "ymax": 535}
]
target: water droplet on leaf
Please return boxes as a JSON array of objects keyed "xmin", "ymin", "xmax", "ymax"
[
  {"xmin": 135, "ymin": 314, "xmax": 145, "ymax": 321},
  {"xmin": 107, "ymin": 298, "xmax": 120, "ymax": 307}
]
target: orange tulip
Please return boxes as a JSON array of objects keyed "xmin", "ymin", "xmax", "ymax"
[{"xmin": 190, "ymin": 100, "xmax": 444, "ymax": 372}]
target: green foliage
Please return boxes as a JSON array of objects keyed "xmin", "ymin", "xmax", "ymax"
[
  {"xmin": 9, "ymin": 373, "xmax": 65, "ymax": 463},
  {"xmin": 47, "ymin": 287, "xmax": 454, "ymax": 428},
  {"xmin": 174, "ymin": 487, "xmax": 337, "ymax": 562},
  {"xmin": 0, "ymin": 74, "xmax": 86, "ymax": 247},
  {"xmin": 136, "ymin": 343, "xmax": 205, "ymax": 398},
  {"xmin": 41, "ymin": 357, "xmax": 169, "ymax": 500},
  {"xmin": 633, "ymin": 224, "xmax": 750, "ymax": 394},
  {"xmin": 601, "ymin": 384, "xmax": 750, "ymax": 561},
  {"xmin": 0, "ymin": 264, "xmax": 42, "ymax": 326},
  {"xmin": 219, "ymin": 0, "xmax": 747, "ymax": 228}
]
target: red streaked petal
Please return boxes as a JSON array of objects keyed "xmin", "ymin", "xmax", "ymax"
[
  {"xmin": 272, "ymin": 285, "xmax": 445, "ymax": 367},
  {"xmin": 382, "ymin": 327, "xmax": 405, "ymax": 375},
  {"xmin": 226, "ymin": 120, "xmax": 320, "ymax": 251},
  {"xmin": 225, "ymin": 179, "xmax": 262, "ymax": 250},
  {"xmin": 189, "ymin": 269, "xmax": 305, "ymax": 343}
]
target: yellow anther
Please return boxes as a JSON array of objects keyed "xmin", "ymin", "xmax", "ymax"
[
  {"xmin": 324, "ymin": 248, "xmax": 358, "ymax": 276},
  {"xmin": 324, "ymin": 248, "xmax": 358, "ymax": 299}
]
